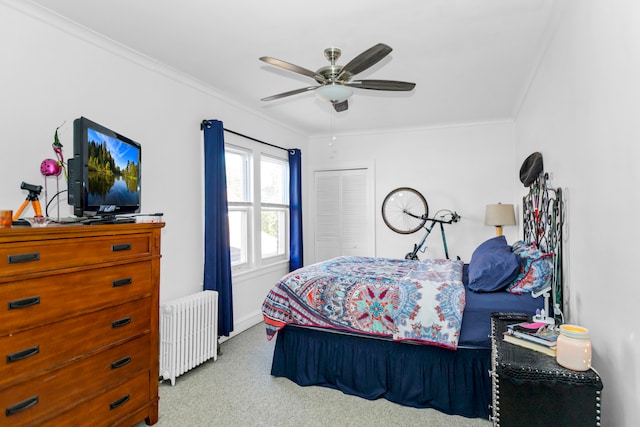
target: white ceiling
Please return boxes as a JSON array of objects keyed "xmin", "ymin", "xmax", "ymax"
[{"xmin": 27, "ymin": 0, "xmax": 558, "ymax": 136}]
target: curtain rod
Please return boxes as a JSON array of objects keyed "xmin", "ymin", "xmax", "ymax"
[{"xmin": 200, "ymin": 120, "xmax": 291, "ymax": 153}]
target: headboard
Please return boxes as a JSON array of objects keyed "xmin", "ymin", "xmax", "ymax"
[{"xmin": 522, "ymin": 172, "xmax": 564, "ymax": 324}]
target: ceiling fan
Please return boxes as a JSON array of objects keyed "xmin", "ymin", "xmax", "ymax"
[{"xmin": 259, "ymin": 43, "xmax": 416, "ymax": 112}]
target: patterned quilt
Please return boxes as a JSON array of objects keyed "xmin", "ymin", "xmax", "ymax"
[{"xmin": 262, "ymin": 256, "xmax": 466, "ymax": 349}]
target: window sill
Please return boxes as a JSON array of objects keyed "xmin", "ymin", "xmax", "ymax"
[{"xmin": 232, "ymin": 259, "xmax": 290, "ymax": 282}]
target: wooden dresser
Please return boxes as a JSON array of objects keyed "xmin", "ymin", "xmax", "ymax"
[{"xmin": 0, "ymin": 223, "xmax": 164, "ymax": 426}]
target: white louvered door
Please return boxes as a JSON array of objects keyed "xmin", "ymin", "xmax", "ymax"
[{"xmin": 313, "ymin": 168, "xmax": 374, "ymax": 263}]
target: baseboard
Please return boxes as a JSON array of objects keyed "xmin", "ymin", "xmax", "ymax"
[{"xmin": 219, "ymin": 311, "xmax": 263, "ymax": 344}]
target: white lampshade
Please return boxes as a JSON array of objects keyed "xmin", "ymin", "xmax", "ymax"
[
  {"xmin": 316, "ymin": 84, "xmax": 353, "ymax": 103},
  {"xmin": 485, "ymin": 203, "xmax": 516, "ymax": 236}
]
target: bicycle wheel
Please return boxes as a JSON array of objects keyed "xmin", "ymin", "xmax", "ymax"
[{"xmin": 381, "ymin": 187, "xmax": 429, "ymax": 234}]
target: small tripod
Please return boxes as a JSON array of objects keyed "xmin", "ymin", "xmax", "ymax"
[{"xmin": 13, "ymin": 182, "xmax": 43, "ymax": 220}]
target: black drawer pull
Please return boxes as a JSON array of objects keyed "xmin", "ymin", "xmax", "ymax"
[
  {"xmin": 112, "ymin": 277, "xmax": 132, "ymax": 287},
  {"xmin": 8, "ymin": 296, "xmax": 41, "ymax": 310},
  {"xmin": 111, "ymin": 317, "xmax": 132, "ymax": 328},
  {"xmin": 111, "ymin": 356, "xmax": 132, "ymax": 369},
  {"xmin": 112, "ymin": 243, "xmax": 132, "ymax": 252},
  {"xmin": 7, "ymin": 345, "xmax": 40, "ymax": 363},
  {"xmin": 109, "ymin": 394, "xmax": 130, "ymax": 410},
  {"xmin": 5, "ymin": 395, "xmax": 39, "ymax": 416},
  {"xmin": 7, "ymin": 252, "xmax": 40, "ymax": 264}
]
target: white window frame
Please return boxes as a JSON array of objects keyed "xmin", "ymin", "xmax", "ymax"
[
  {"xmin": 224, "ymin": 135, "xmax": 290, "ymax": 275},
  {"xmin": 260, "ymin": 154, "xmax": 289, "ymax": 263},
  {"xmin": 225, "ymin": 146, "xmax": 252, "ymax": 271}
]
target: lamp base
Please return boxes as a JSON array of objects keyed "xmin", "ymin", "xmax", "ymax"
[
  {"xmin": 532, "ymin": 313, "xmax": 555, "ymax": 325},
  {"xmin": 495, "ymin": 226, "xmax": 503, "ymax": 236}
]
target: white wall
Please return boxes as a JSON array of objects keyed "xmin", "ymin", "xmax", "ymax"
[
  {"xmin": 308, "ymin": 122, "xmax": 520, "ymax": 264},
  {"xmin": 515, "ymin": 1, "xmax": 640, "ymax": 425},
  {"xmin": 0, "ymin": 2, "xmax": 305, "ymax": 335}
]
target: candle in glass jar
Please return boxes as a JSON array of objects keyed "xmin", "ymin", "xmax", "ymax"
[{"xmin": 556, "ymin": 324, "xmax": 592, "ymax": 371}]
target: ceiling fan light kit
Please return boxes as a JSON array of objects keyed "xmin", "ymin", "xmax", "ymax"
[
  {"xmin": 315, "ymin": 84, "xmax": 353, "ymax": 103},
  {"xmin": 259, "ymin": 43, "xmax": 415, "ymax": 112}
]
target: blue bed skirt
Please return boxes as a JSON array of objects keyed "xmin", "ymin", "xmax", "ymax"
[{"xmin": 271, "ymin": 325, "xmax": 491, "ymax": 419}]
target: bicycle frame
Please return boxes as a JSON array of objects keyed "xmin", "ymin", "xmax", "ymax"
[{"xmin": 405, "ymin": 212, "xmax": 460, "ymax": 260}]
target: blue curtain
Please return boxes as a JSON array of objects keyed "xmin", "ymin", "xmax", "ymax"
[
  {"xmin": 288, "ymin": 149, "xmax": 303, "ymax": 271},
  {"xmin": 202, "ymin": 120, "xmax": 233, "ymax": 337}
]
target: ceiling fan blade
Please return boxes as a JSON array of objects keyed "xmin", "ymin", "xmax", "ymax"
[
  {"xmin": 337, "ymin": 43, "xmax": 393, "ymax": 80},
  {"xmin": 333, "ymin": 100, "xmax": 348, "ymax": 112},
  {"xmin": 346, "ymin": 80, "xmax": 416, "ymax": 91},
  {"xmin": 260, "ymin": 56, "xmax": 327, "ymax": 83},
  {"xmin": 261, "ymin": 86, "xmax": 319, "ymax": 102}
]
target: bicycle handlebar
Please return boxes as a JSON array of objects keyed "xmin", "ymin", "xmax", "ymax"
[{"xmin": 421, "ymin": 211, "xmax": 461, "ymax": 225}]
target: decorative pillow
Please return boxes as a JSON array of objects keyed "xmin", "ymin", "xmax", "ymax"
[
  {"xmin": 468, "ymin": 236, "xmax": 521, "ymax": 292},
  {"xmin": 507, "ymin": 241, "xmax": 553, "ymax": 294}
]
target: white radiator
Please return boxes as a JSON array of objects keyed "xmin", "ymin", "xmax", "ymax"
[{"xmin": 160, "ymin": 290, "xmax": 218, "ymax": 385}]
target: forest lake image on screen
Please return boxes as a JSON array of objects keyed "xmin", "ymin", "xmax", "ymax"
[{"xmin": 87, "ymin": 128, "xmax": 140, "ymax": 207}]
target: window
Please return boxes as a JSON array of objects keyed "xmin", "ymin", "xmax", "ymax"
[
  {"xmin": 225, "ymin": 148, "xmax": 251, "ymax": 267},
  {"xmin": 226, "ymin": 149, "xmax": 250, "ymax": 203},
  {"xmin": 225, "ymin": 139, "xmax": 289, "ymax": 271},
  {"xmin": 261, "ymin": 156, "xmax": 289, "ymax": 260}
]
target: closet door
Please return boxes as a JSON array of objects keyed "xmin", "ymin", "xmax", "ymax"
[{"xmin": 313, "ymin": 168, "xmax": 374, "ymax": 262}]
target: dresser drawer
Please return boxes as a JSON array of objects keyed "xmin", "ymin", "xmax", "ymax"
[
  {"xmin": 0, "ymin": 334, "xmax": 151, "ymax": 426},
  {"xmin": 38, "ymin": 371, "xmax": 150, "ymax": 427},
  {"xmin": 0, "ymin": 234, "xmax": 151, "ymax": 278},
  {"xmin": 0, "ymin": 298, "xmax": 151, "ymax": 386},
  {"xmin": 0, "ymin": 261, "xmax": 152, "ymax": 335}
]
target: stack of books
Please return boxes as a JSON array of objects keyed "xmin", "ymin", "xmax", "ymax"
[{"xmin": 503, "ymin": 321, "xmax": 559, "ymax": 357}]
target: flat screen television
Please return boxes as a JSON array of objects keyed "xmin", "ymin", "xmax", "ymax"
[{"xmin": 68, "ymin": 117, "xmax": 141, "ymax": 220}]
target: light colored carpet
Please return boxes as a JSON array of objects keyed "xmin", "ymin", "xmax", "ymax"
[{"xmin": 135, "ymin": 323, "xmax": 492, "ymax": 427}]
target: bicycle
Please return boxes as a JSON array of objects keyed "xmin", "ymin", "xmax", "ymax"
[{"xmin": 381, "ymin": 187, "xmax": 460, "ymax": 260}]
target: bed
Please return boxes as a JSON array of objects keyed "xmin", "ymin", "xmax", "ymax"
[{"xmin": 262, "ymin": 173, "xmax": 563, "ymax": 419}]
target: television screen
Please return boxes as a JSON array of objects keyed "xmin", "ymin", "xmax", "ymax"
[
  {"xmin": 68, "ymin": 117, "xmax": 141, "ymax": 218},
  {"xmin": 86, "ymin": 128, "xmax": 140, "ymax": 208}
]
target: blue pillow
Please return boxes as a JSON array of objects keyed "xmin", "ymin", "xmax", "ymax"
[{"xmin": 468, "ymin": 236, "xmax": 520, "ymax": 292}]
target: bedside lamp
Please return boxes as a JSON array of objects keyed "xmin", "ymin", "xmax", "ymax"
[{"xmin": 485, "ymin": 203, "xmax": 516, "ymax": 236}]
